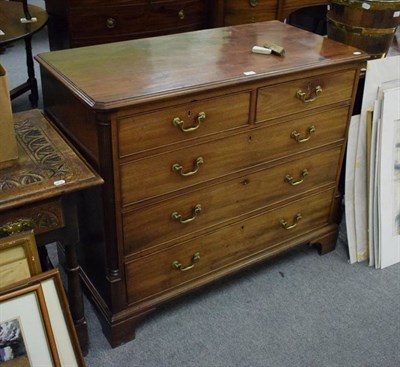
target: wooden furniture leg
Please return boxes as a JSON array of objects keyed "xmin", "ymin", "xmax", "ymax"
[{"xmin": 62, "ymin": 193, "xmax": 89, "ymax": 356}]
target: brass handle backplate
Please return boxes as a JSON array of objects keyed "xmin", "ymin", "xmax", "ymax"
[
  {"xmin": 291, "ymin": 126, "xmax": 316, "ymax": 143},
  {"xmin": 172, "ymin": 252, "xmax": 201, "ymax": 272},
  {"xmin": 280, "ymin": 213, "xmax": 302, "ymax": 230},
  {"xmin": 106, "ymin": 17, "xmax": 116, "ymax": 29},
  {"xmin": 178, "ymin": 9, "xmax": 185, "ymax": 19},
  {"xmin": 285, "ymin": 169, "xmax": 309, "ymax": 186},
  {"xmin": 171, "ymin": 204, "xmax": 202, "ymax": 224},
  {"xmin": 172, "ymin": 157, "xmax": 204, "ymax": 177},
  {"xmin": 0, "ymin": 218, "xmax": 34, "ymax": 236},
  {"xmin": 296, "ymin": 85, "xmax": 322, "ymax": 103},
  {"xmin": 173, "ymin": 112, "xmax": 206, "ymax": 132}
]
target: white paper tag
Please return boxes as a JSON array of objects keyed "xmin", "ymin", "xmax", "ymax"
[
  {"xmin": 362, "ymin": 2, "xmax": 371, "ymax": 9},
  {"xmin": 244, "ymin": 71, "xmax": 256, "ymax": 76},
  {"xmin": 54, "ymin": 179, "xmax": 66, "ymax": 186},
  {"xmin": 394, "ymin": 11, "xmax": 400, "ymax": 17},
  {"xmin": 0, "ymin": 30, "xmax": 4, "ymax": 36}
]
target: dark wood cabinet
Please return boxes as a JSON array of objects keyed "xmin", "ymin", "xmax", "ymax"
[
  {"xmin": 36, "ymin": 21, "xmax": 367, "ymax": 347},
  {"xmin": 43, "ymin": 0, "xmax": 328, "ymax": 50},
  {"xmin": 44, "ymin": 0, "xmax": 211, "ymax": 49}
]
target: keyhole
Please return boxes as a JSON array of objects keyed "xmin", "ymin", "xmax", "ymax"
[
  {"xmin": 248, "ymin": 135, "xmax": 253, "ymax": 143},
  {"xmin": 187, "ymin": 110, "xmax": 192, "ymax": 117}
]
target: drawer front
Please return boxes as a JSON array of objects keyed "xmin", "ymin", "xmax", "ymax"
[
  {"xmin": 122, "ymin": 146, "xmax": 342, "ymax": 255},
  {"xmin": 0, "ymin": 198, "xmax": 64, "ymax": 236},
  {"xmin": 125, "ymin": 189, "xmax": 334, "ymax": 303},
  {"xmin": 118, "ymin": 92, "xmax": 251, "ymax": 158},
  {"xmin": 256, "ymin": 70, "xmax": 356, "ymax": 123},
  {"xmin": 119, "ymin": 107, "xmax": 349, "ymax": 205},
  {"xmin": 69, "ymin": 1, "xmax": 208, "ymax": 40},
  {"xmin": 67, "ymin": 1, "xmax": 149, "ymax": 6},
  {"xmin": 224, "ymin": 0, "xmax": 278, "ymax": 25}
]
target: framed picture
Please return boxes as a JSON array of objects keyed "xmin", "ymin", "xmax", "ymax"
[
  {"xmin": 0, "ymin": 269, "xmax": 85, "ymax": 366},
  {"xmin": 379, "ymin": 86, "xmax": 400, "ymax": 268},
  {"xmin": 0, "ymin": 231, "xmax": 42, "ymax": 289}
]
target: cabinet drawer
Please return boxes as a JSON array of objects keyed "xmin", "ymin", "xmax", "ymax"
[
  {"xmin": 69, "ymin": 1, "xmax": 208, "ymax": 40},
  {"xmin": 125, "ymin": 189, "xmax": 334, "ymax": 303},
  {"xmin": 122, "ymin": 146, "xmax": 342, "ymax": 255},
  {"xmin": 256, "ymin": 70, "xmax": 356, "ymax": 123},
  {"xmin": 0, "ymin": 198, "xmax": 64, "ymax": 236},
  {"xmin": 119, "ymin": 107, "xmax": 349, "ymax": 205},
  {"xmin": 118, "ymin": 92, "xmax": 251, "ymax": 158},
  {"xmin": 224, "ymin": 0, "xmax": 278, "ymax": 25}
]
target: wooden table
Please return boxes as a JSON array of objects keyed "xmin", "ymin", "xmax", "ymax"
[
  {"xmin": 0, "ymin": 1, "xmax": 48, "ymax": 106},
  {"xmin": 0, "ymin": 109, "xmax": 103, "ymax": 355}
]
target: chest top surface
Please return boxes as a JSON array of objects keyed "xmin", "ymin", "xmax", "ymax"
[{"xmin": 35, "ymin": 21, "xmax": 367, "ymax": 110}]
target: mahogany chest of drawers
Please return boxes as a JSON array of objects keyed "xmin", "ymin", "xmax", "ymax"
[{"xmin": 36, "ymin": 21, "xmax": 367, "ymax": 347}]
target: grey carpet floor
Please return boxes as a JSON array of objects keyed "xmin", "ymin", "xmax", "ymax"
[{"xmin": 1, "ymin": 2, "xmax": 400, "ymax": 366}]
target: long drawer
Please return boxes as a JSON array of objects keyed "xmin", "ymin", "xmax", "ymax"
[
  {"xmin": 119, "ymin": 106, "xmax": 349, "ymax": 205},
  {"xmin": 68, "ymin": 1, "xmax": 208, "ymax": 41},
  {"xmin": 125, "ymin": 188, "xmax": 334, "ymax": 303},
  {"xmin": 118, "ymin": 91, "xmax": 251, "ymax": 158},
  {"xmin": 256, "ymin": 69, "xmax": 356, "ymax": 123},
  {"xmin": 122, "ymin": 146, "xmax": 342, "ymax": 256}
]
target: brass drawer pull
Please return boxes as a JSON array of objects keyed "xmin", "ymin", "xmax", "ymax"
[
  {"xmin": 296, "ymin": 85, "xmax": 322, "ymax": 103},
  {"xmin": 172, "ymin": 156, "xmax": 204, "ymax": 177},
  {"xmin": 171, "ymin": 204, "xmax": 202, "ymax": 224},
  {"xmin": 172, "ymin": 252, "xmax": 200, "ymax": 272},
  {"xmin": 0, "ymin": 218, "xmax": 34, "ymax": 236},
  {"xmin": 249, "ymin": 0, "xmax": 259, "ymax": 6},
  {"xmin": 279, "ymin": 213, "xmax": 302, "ymax": 230},
  {"xmin": 106, "ymin": 17, "xmax": 116, "ymax": 29},
  {"xmin": 291, "ymin": 126, "xmax": 316, "ymax": 143},
  {"xmin": 173, "ymin": 112, "xmax": 206, "ymax": 132},
  {"xmin": 285, "ymin": 169, "xmax": 309, "ymax": 186},
  {"xmin": 178, "ymin": 9, "xmax": 185, "ymax": 20}
]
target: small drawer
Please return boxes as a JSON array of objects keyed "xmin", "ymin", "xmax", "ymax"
[
  {"xmin": 125, "ymin": 188, "xmax": 334, "ymax": 304},
  {"xmin": 69, "ymin": 1, "xmax": 208, "ymax": 40},
  {"xmin": 0, "ymin": 198, "xmax": 64, "ymax": 236},
  {"xmin": 224, "ymin": 0, "xmax": 278, "ymax": 25},
  {"xmin": 122, "ymin": 146, "xmax": 342, "ymax": 255},
  {"xmin": 118, "ymin": 92, "xmax": 251, "ymax": 157},
  {"xmin": 256, "ymin": 70, "xmax": 356, "ymax": 123},
  {"xmin": 119, "ymin": 107, "xmax": 349, "ymax": 205}
]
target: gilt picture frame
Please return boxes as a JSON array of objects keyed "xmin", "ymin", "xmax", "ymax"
[
  {"xmin": 0, "ymin": 269, "xmax": 85, "ymax": 366},
  {"xmin": 0, "ymin": 231, "xmax": 42, "ymax": 290}
]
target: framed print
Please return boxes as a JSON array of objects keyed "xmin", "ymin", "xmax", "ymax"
[
  {"xmin": 0, "ymin": 269, "xmax": 85, "ymax": 366},
  {"xmin": 0, "ymin": 231, "xmax": 42, "ymax": 290},
  {"xmin": 378, "ymin": 87, "xmax": 400, "ymax": 268},
  {"xmin": 0, "ymin": 283, "xmax": 60, "ymax": 366}
]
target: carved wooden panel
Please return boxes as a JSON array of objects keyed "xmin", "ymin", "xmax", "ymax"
[
  {"xmin": 0, "ymin": 109, "xmax": 103, "ymax": 211},
  {"xmin": 0, "ymin": 198, "xmax": 64, "ymax": 236},
  {"xmin": 0, "ymin": 117, "xmax": 72, "ymax": 191}
]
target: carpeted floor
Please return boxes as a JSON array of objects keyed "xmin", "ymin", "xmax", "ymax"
[{"xmin": 1, "ymin": 2, "xmax": 400, "ymax": 366}]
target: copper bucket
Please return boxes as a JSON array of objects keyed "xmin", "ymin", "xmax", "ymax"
[{"xmin": 327, "ymin": 0, "xmax": 400, "ymax": 58}]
